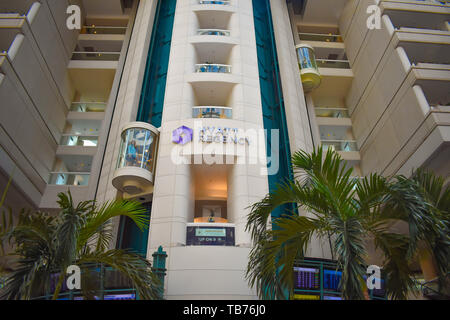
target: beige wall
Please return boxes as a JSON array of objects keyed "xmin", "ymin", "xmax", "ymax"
[
  {"xmin": 0, "ymin": 1, "xmax": 81, "ymax": 208},
  {"xmin": 342, "ymin": 0, "xmax": 450, "ymax": 177}
]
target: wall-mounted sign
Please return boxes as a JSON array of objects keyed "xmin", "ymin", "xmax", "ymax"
[
  {"xmin": 172, "ymin": 126, "xmax": 251, "ymax": 146},
  {"xmin": 195, "ymin": 228, "xmax": 226, "ymax": 237},
  {"xmin": 198, "ymin": 126, "xmax": 250, "ymax": 145},
  {"xmin": 187, "ymin": 226, "xmax": 235, "ymax": 246}
]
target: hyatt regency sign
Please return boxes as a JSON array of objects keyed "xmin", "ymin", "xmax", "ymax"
[
  {"xmin": 198, "ymin": 126, "xmax": 251, "ymax": 145},
  {"xmin": 173, "ymin": 125, "xmax": 251, "ymax": 146}
]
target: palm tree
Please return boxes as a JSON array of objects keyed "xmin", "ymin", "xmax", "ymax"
[
  {"xmin": 245, "ymin": 147, "xmax": 449, "ymax": 300},
  {"xmin": 0, "ymin": 191, "xmax": 162, "ymax": 300},
  {"xmin": 384, "ymin": 169, "xmax": 449, "ymax": 295}
]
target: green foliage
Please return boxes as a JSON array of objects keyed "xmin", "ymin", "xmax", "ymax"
[
  {"xmin": 0, "ymin": 191, "xmax": 160, "ymax": 300},
  {"xmin": 246, "ymin": 147, "xmax": 449, "ymax": 300}
]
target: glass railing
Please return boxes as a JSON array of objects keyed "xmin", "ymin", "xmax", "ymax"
[
  {"xmin": 30, "ymin": 263, "xmax": 136, "ymax": 300},
  {"xmin": 71, "ymin": 52, "xmax": 120, "ymax": 61},
  {"xmin": 48, "ymin": 173, "xmax": 90, "ymax": 186},
  {"xmin": 199, "ymin": 0, "xmax": 230, "ymax": 4},
  {"xmin": 70, "ymin": 102, "xmax": 106, "ymax": 112},
  {"xmin": 195, "ymin": 64, "xmax": 231, "ymax": 73},
  {"xmin": 298, "ymin": 32, "xmax": 343, "ymax": 43},
  {"xmin": 81, "ymin": 26, "xmax": 127, "ymax": 35},
  {"xmin": 316, "ymin": 59, "xmax": 351, "ymax": 69},
  {"xmin": 193, "ymin": 106, "xmax": 232, "ymax": 119},
  {"xmin": 322, "ymin": 140, "xmax": 358, "ymax": 152},
  {"xmin": 197, "ymin": 29, "xmax": 231, "ymax": 36},
  {"xmin": 315, "ymin": 108, "xmax": 350, "ymax": 118},
  {"xmin": 60, "ymin": 135, "xmax": 99, "ymax": 147}
]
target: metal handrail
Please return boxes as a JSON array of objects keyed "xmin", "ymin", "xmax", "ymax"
[
  {"xmin": 29, "ymin": 262, "xmax": 137, "ymax": 300},
  {"xmin": 321, "ymin": 139, "xmax": 357, "ymax": 143},
  {"xmin": 82, "ymin": 26, "xmax": 127, "ymax": 30},
  {"xmin": 195, "ymin": 63, "xmax": 232, "ymax": 73},
  {"xmin": 72, "ymin": 51, "xmax": 121, "ymax": 55},
  {"xmin": 193, "ymin": 106, "xmax": 232, "ymax": 110},
  {"xmin": 197, "ymin": 29, "xmax": 231, "ymax": 36},
  {"xmin": 417, "ymin": 273, "xmax": 450, "ymax": 299},
  {"xmin": 316, "ymin": 58, "xmax": 350, "ymax": 63},
  {"xmin": 71, "ymin": 101, "xmax": 106, "ymax": 105},
  {"xmin": 60, "ymin": 133, "xmax": 99, "ymax": 137},
  {"xmin": 49, "ymin": 172, "xmax": 90, "ymax": 175},
  {"xmin": 199, "ymin": 0, "xmax": 231, "ymax": 4},
  {"xmin": 298, "ymin": 32, "xmax": 342, "ymax": 38},
  {"xmin": 315, "ymin": 107, "xmax": 348, "ymax": 111}
]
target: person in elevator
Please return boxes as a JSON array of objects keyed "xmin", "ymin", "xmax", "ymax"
[{"xmin": 126, "ymin": 140, "xmax": 138, "ymax": 166}]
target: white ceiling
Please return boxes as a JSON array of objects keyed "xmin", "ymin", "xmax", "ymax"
[
  {"xmin": 68, "ymin": 68, "xmax": 116, "ymax": 101},
  {"xmin": 192, "ymin": 81, "xmax": 235, "ymax": 106},
  {"xmin": 193, "ymin": 164, "xmax": 228, "ymax": 200},
  {"xmin": 82, "ymin": 0, "xmax": 126, "ymax": 17},
  {"xmin": 58, "ymin": 154, "xmax": 93, "ymax": 172},
  {"xmin": 0, "ymin": 0, "xmax": 35, "ymax": 15},
  {"xmin": 300, "ymin": 0, "xmax": 349, "ymax": 27}
]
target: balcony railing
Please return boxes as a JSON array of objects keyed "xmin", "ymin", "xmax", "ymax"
[
  {"xmin": 81, "ymin": 26, "xmax": 127, "ymax": 35},
  {"xmin": 315, "ymin": 108, "xmax": 350, "ymax": 118},
  {"xmin": 186, "ymin": 223, "xmax": 235, "ymax": 246},
  {"xmin": 322, "ymin": 140, "xmax": 358, "ymax": 152},
  {"xmin": 199, "ymin": 0, "xmax": 230, "ymax": 4},
  {"xmin": 195, "ymin": 63, "xmax": 231, "ymax": 73},
  {"xmin": 70, "ymin": 102, "xmax": 106, "ymax": 112},
  {"xmin": 71, "ymin": 51, "xmax": 120, "ymax": 61},
  {"xmin": 49, "ymin": 173, "xmax": 90, "ymax": 186},
  {"xmin": 197, "ymin": 29, "xmax": 231, "ymax": 36},
  {"xmin": 193, "ymin": 106, "xmax": 232, "ymax": 119},
  {"xmin": 30, "ymin": 263, "xmax": 135, "ymax": 300},
  {"xmin": 298, "ymin": 32, "xmax": 343, "ymax": 43},
  {"xmin": 293, "ymin": 259, "xmax": 387, "ymax": 300},
  {"xmin": 316, "ymin": 59, "xmax": 351, "ymax": 69},
  {"xmin": 60, "ymin": 135, "xmax": 99, "ymax": 147}
]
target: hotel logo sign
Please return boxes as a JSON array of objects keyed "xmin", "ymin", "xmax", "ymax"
[
  {"xmin": 170, "ymin": 120, "xmax": 280, "ymax": 176},
  {"xmin": 172, "ymin": 126, "xmax": 193, "ymax": 145},
  {"xmin": 172, "ymin": 125, "xmax": 250, "ymax": 145},
  {"xmin": 198, "ymin": 126, "xmax": 250, "ymax": 145}
]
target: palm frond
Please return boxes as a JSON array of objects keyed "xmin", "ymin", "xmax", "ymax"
[
  {"xmin": 54, "ymin": 192, "xmax": 91, "ymax": 267},
  {"xmin": 0, "ymin": 208, "xmax": 14, "ymax": 255},
  {"xmin": 270, "ymin": 215, "xmax": 320, "ymax": 297},
  {"xmin": 373, "ymin": 231, "xmax": 417, "ymax": 300},
  {"xmin": 383, "ymin": 175, "xmax": 438, "ymax": 258},
  {"xmin": 77, "ymin": 199, "xmax": 148, "ymax": 253},
  {"xmin": 246, "ymin": 231, "xmax": 283, "ymax": 299},
  {"xmin": 332, "ymin": 216, "xmax": 367, "ymax": 300}
]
